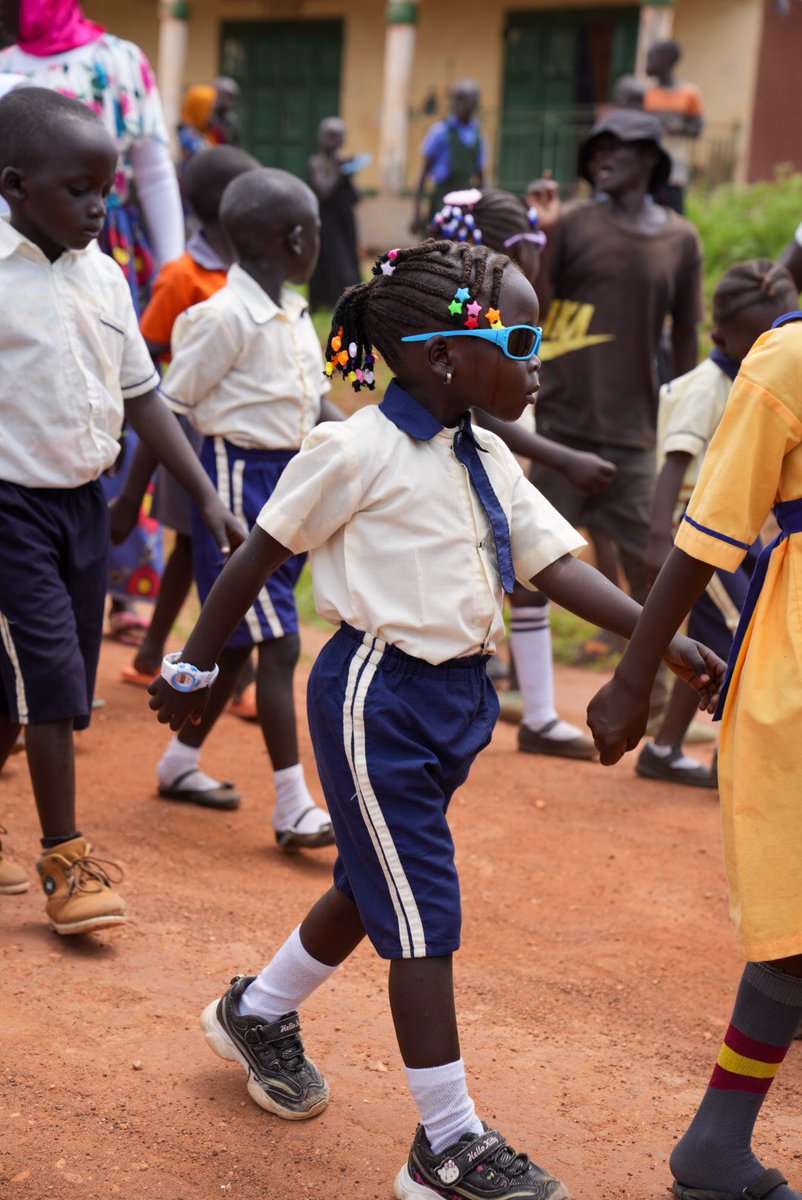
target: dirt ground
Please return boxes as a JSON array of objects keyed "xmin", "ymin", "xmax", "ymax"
[{"xmin": 2, "ymin": 627, "xmax": 802, "ymax": 1200}]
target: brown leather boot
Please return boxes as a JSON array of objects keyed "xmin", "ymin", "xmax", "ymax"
[
  {"xmin": 0, "ymin": 827, "xmax": 29, "ymax": 894},
  {"xmin": 37, "ymin": 836, "xmax": 126, "ymax": 935}
]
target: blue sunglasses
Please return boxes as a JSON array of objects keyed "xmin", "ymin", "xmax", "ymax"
[{"xmin": 401, "ymin": 324, "xmax": 542, "ymax": 360}]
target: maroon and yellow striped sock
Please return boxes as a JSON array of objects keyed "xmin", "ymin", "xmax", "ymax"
[
  {"xmin": 709, "ymin": 1021, "xmax": 789, "ymax": 1094},
  {"xmin": 670, "ymin": 963, "xmax": 802, "ymax": 1198}
]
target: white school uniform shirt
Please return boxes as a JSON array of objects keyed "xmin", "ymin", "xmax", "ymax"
[
  {"xmin": 0, "ymin": 219, "xmax": 159, "ymax": 489},
  {"xmin": 160, "ymin": 264, "xmax": 329, "ymax": 449},
  {"xmin": 257, "ymin": 381, "xmax": 586, "ymax": 664},
  {"xmin": 656, "ymin": 353, "xmax": 735, "ymax": 513}
]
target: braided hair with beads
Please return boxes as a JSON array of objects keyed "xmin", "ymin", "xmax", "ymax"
[{"xmin": 324, "ymin": 238, "xmax": 512, "ymax": 389}]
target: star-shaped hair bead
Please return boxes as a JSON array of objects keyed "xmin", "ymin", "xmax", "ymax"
[
  {"xmin": 464, "ymin": 313, "xmax": 479, "ymax": 329},
  {"xmin": 380, "ymin": 260, "xmax": 395, "ymax": 275},
  {"xmin": 485, "ymin": 307, "xmax": 501, "ymax": 326},
  {"xmin": 455, "ymin": 286, "xmax": 470, "ymax": 303},
  {"xmin": 448, "ymin": 298, "xmax": 463, "ymax": 316},
  {"xmin": 466, "ymin": 300, "xmax": 482, "ymax": 319}
]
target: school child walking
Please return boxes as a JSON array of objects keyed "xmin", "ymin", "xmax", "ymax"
[
  {"xmin": 433, "ymin": 187, "xmax": 618, "ymax": 760},
  {"xmin": 109, "ymin": 145, "xmax": 259, "ymax": 691},
  {"xmin": 637, "ymin": 260, "xmax": 798, "ymax": 787},
  {"xmin": 149, "ymin": 237, "xmax": 720, "ymax": 1199},
  {"xmin": 0, "ymin": 88, "xmax": 242, "ymax": 930},
  {"xmin": 151, "ymin": 166, "xmax": 336, "ymax": 845},
  {"xmin": 588, "ymin": 306, "xmax": 802, "ymax": 1199}
]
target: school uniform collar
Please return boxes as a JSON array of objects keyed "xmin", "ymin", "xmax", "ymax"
[
  {"xmin": 709, "ymin": 346, "xmax": 740, "ymax": 381},
  {"xmin": 380, "ymin": 379, "xmax": 479, "ymax": 444},
  {"xmin": 0, "ymin": 215, "xmax": 85, "ymax": 263},
  {"xmin": 226, "ymin": 262, "xmax": 309, "ymax": 325},
  {"xmin": 186, "ymin": 229, "xmax": 226, "ymax": 272}
]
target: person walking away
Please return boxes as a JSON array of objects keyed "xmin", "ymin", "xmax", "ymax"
[{"xmin": 644, "ymin": 39, "xmax": 704, "ymax": 215}]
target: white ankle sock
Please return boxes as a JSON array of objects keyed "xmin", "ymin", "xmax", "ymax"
[
  {"xmin": 272, "ymin": 764, "xmax": 326, "ymax": 832},
  {"xmin": 239, "ymin": 926, "xmax": 337, "ymax": 1022},
  {"xmin": 157, "ymin": 737, "xmax": 222, "ymax": 792},
  {"xmin": 404, "ymin": 1059, "xmax": 483, "ymax": 1155},
  {"xmin": 509, "ymin": 604, "xmax": 557, "ymax": 730}
]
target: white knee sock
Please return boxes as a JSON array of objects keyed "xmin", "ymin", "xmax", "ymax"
[
  {"xmin": 509, "ymin": 604, "xmax": 556, "ymax": 730},
  {"xmin": 239, "ymin": 926, "xmax": 337, "ymax": 1022},
  {"xmin": 272, "ymin": 764, "xmax": 316, "ymax": 829},
  {"xmin": 404, "ymin": 1059, "xmax": 483, "ymax": 1154}
]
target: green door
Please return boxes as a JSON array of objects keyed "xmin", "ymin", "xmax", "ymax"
[
  {"xmin": 219, "ymin": 19, "xmax": 343, "ymax": 177},
  {"xmin": 498, "ymin": 7, "xmax": 638, "ymax": 193}
]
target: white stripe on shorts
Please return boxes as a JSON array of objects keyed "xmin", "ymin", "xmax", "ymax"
[
  {"xmin": 342, "ymin": 633, "xmax": 427, "ymax": 958},
  {"xmin": 229, "ymin": 455, "xmax": 283, "ymax": 642},
  {"xmin": 0, "ymin": 612, "xmax": 29, "ymax": 724}
]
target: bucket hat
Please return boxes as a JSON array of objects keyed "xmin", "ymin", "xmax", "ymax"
[{"xmin": 577, "ymin": 109, "xmax": 672, "ymax": 194}]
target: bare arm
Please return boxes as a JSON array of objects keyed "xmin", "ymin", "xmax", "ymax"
[
  {"xmin": 124, "ymin": 389, "xmax": 245, "ymax": 552},
  {"xmin": 644, "ymin": 451, "xmax": 691, "ymax": 583},
  {"xmin": 411, "ymin": 156, "xmax": 435, "ymax": 234},
  {"xmin": 777, "ymin": 234, "xmax": 802, "ymax": 294},
  {"xmin": 148, "ymin": 525, "xmax": 290, "ymax": 728},
  {"xmin": 474, "ymin": 410, "xmax": 616, "ymax": 494},
  {"xmin": 586, "ymin": 547, "xmax": 717, "ymax": 764},
  {"xmin": 671, "ymin": 323, "xmax": 698, "ymax": 378},
  {"xmin": 108, "ymin": 437, "xmax": 160, "ymax": 544}
]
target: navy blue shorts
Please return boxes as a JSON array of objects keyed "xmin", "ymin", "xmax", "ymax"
[
  {"xmin": 0, "ymin": 480, "xmax": 108, "ymax": 730},
  {"xmin": 191, "ymin": 437, "xmax": 306, "ymax": 648},
  {"xmin": 307, "ymin": 624, "xmax": 499, "ymax": 960}
]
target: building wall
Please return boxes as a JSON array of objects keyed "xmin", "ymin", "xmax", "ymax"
[
  {"xmin": 746, "ymin": 0, "xmax": 802, "ymax": 182},
  {"xmin": 84, "ymin": 0, "xmax": 767, "ymax": 188}
]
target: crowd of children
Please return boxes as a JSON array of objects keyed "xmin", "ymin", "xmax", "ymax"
[{"xmin": 3, "ymin": 70, "xmax": 802, "ymax": 1200}]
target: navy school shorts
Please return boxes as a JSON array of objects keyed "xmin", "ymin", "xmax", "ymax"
[
  {"xmin": 307, "ymin": 623, "xmax": 500, "ymax": 960},
  {"xmin": 190, "ymin": 436, "xmax": 306, "ymax": 649},
  {"xmin": 0, "ymin": 479, "xmax": 108, "ymax": 730}
]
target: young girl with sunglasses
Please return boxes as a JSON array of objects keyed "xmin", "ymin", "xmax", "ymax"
[{"xmin": 148, "ymin": 238, "xmax": 721, "ymax": 1200}]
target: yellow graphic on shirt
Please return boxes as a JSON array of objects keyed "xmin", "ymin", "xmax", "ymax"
[{"xmin": 539, "ymin": 300, "xmax": 614, "ymax": 362}]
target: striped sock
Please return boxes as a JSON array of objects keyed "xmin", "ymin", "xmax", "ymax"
[
  {"xmin": 509, "ymin": 603, "xmax": 556, "ymax": 730},
  {"xmin": 669, "ymin": 963, "xmax": 802, "ymax": 1197}
]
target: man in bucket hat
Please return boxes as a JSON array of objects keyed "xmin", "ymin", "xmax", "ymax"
[{"xmin": 509, "ymin": 110, "xmax": 702, "ymax": 736}]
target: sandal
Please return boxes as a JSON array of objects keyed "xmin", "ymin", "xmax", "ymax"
[
  {"xmin": 120, "ymin": 665, "xmax": 159, "ymax": 688},
  {"xmin": 672, "ymin": 1167, "xmax": 789, "ymax": 1199},
  {"xmin": 107, "ymin": 611, "xmax": 149, "ymax": 647},
  {"xmin": 274, "ymin": 807, "xmax": 335, "ymax": 851},
  {"xmin": 158, "ymin": 770, "xmax": 241, "ymax": 811}
]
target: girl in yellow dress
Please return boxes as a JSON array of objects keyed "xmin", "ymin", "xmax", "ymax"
[{"xmin": 588, "ymin": 275, "xmax": 802, "ymax": 1200}]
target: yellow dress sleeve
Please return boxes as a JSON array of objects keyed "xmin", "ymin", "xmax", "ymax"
[{"xmin": 675, "ymin": 325, "xmax": 802, "ymax": 572}]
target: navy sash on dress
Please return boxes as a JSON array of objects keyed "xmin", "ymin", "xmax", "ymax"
[{"xmin": 713, "ymin": 496, "xmax": 802, "ymax": 719}]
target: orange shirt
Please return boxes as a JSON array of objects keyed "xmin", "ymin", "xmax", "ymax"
[
  {"xmin": 644, "ymin": 81, "xmax": 704, "ymax": 119},
  {"xmin": 140, "ymin": 246, "xmax": 227, "ymax": 357}
]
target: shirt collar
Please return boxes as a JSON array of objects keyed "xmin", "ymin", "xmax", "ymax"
[
  {"xmin": 186, "ymin": 230, "xmax": 226, "ymax": 272},
  {"xmin": 226, "ymin": 262, "xmax": 309, "ymax": 325},
  {"xmin": 0, "ymin": 215, "xmax": 88, "ymax": 264},
  {"xmin": 709, "ymin": 346, "xmax": 740, "ymax": 381},
  {"xmin": 380, "ymin": 380, "xmax": 464, "ymax": 441}
]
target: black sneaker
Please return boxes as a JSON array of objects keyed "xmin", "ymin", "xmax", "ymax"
[
  {"xmin": 200, "ymin": 974, "xmax": 329, "ymax": 1119},
  {"xmin": 635, "ymin": 742, "xmax": 716, "ymax": 789},
  {"xmin": 394, "ymin": 1124, "xmax": 569, "ymax": 1199}
]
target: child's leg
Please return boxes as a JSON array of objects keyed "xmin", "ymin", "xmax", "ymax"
[
  {"xmin": 636, "ymin": 679, "xmax": 714, "ymax": 788},
  {"xmin": 670, "ymin": 959, "xmax": 802, "ymax": 1198},
  {"xmin": 0, "ymin": 715, "xmax": 22, "ymax": 767},
  {"xmin": 157, "ymin": 644, "xmax": 250, "ymax": 807},
  {"xmin": 509, "ymin": 587, "xmax": 596, "ymax": 760},
  {"xmin": 132, "ymin": 532, "xmax": 194, "ymax": 676},
  {"xmin": 25, "ymin": 718, "xmax": 77, "ymax": 841}
]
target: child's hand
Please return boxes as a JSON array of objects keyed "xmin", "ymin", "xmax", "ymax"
[
  {"xmin": 200, "ymin": 498, "xmax": 247, "ymax": 556},
  {"xmin": 526, "ymin": 170, "xmax": 561, "ymax": 230},
  {"xmin": 564, "ymin": 450, "xmax": 617, "ymax": 495},
  {"xmin": 587, "ymin": 674, "xmax": 651, "ymax": 765},
  {"xmin": 147, "ymin": 675, "xmax": 209, "ymax": 730},
  {"xmin": 108, "ymin": 493, "xmax": 141, "ymax": 545},
  {"xmin": 663, "ymin": 634, "xmax": 725, "ymax": 713}
]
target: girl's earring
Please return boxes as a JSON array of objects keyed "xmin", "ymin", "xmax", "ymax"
[{"xmin": 444, "ymin": 371, "xmax": 453, "ymax": 385}]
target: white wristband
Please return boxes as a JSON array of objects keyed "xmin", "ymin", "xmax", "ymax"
[{"xmin": 160, "ymin": 651, "xmax": 219, "ymax": 693}]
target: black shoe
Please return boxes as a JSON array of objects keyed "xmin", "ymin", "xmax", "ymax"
[
  {"xmin": 200, "ymin": 974, "xmax": 329, "ymax": 1119},
  {"xmin": 518, "ymin": 719, "xmax": 596, "ymax": 762},
  {"xmin": 394, "ymin": 1124, "xmax": 569, "ymax": 1199},
  {"xmin": 635, "ymin": 742, "xmax": 716, "ymax": 789}
]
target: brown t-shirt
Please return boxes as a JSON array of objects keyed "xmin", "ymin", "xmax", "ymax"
[{"xmin": 535, "ymin": 200, "xmax": 703, "ymax": 450}]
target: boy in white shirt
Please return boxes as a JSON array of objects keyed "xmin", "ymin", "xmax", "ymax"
[
  {"xmin": 0, "ymin": 88, "xmax": 242, "ymax": 932},
  {"xmin": 156, "ymin": 167, "xmax": 336, "ymax": 848},
  {"xmin": 638, "ymin": 259, "xmax": 798, "ymax": 786}
]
